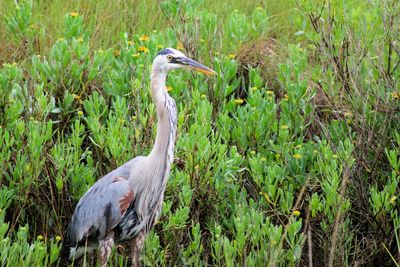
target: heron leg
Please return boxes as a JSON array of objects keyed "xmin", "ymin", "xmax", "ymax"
[
  {"xmin": 99, "ymin": 232, "xmax": 114, "ymax": 267},
  {"xmin": 130, "ymin": 231, "xmax": 146, "ymax": 267}
]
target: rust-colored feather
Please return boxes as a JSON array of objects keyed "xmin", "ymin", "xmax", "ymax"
[
  {"xmin": 119, "ymin": 189, "xmax": 134, "ymax": 215},
  {"xmin": 112, "ymin": 176, "xmax": 134, "ymax": 216}
]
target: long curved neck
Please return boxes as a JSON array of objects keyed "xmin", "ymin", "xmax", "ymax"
[{"xmin": 148, "ymin": 69, "xmax": 177, "ymax": 174}]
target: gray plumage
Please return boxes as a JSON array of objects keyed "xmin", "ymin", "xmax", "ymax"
[{"xmin": 60, "ymin": 48, "xmax": 215, "ymax": 267}]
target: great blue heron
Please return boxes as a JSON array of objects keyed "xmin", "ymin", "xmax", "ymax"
[{"xmin": 60, "ymin": 48, "xmax": 215, "ymax": 266}]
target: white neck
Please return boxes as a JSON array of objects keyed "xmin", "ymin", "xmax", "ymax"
[
  {"xmin": 125, "ymin": 65, "xmax": 178, "ymax": 235},
  {"xmin": 148, "ymin": 69, "xmax": 177, "ymax": 173}
]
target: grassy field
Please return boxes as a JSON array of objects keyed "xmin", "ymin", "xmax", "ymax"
[
  {"xmin": 0, "ymin": 0, "xmax": 295, "ymax": 64},
  {"xmin": 0, "ymin": 0, "xmax": 399, "ymax": 266}
]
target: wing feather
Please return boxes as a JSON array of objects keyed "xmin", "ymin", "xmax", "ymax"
[{"xmin": 61, "ymin": 158, "xmax": 142, "ymax": 262}]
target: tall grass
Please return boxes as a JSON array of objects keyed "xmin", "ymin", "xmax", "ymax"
[{"xmin": 0, "ymin": 0, "xmax": 296, "ymax": 63}]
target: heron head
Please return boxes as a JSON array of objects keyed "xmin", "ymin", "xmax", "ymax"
[{"xmin": 153, "ymin": 48, "xmax": 216, "ymax": 76}]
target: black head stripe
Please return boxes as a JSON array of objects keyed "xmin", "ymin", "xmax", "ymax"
[
  {"xmin": 157, "ymin": 48, "xmax": 174, "ymax": 56},
  {"xmin": 170, "ymin": 57, "xmax": 181, "ymax": 64}
]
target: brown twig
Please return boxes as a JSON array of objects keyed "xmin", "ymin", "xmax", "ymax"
[
  {"xmin": 307, "ymin": 221, "xmax": 313, "ymax": 267},
  {"xmin": 328, "ymin": 164, "xmax": 351, "ymax": 267},
  {"xmin": 273, "ymin": 176, "xmax": 310, "ymax": 267}
]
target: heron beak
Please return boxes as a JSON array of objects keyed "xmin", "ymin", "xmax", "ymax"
[{"xmin": 178, "ymin": 57, "xmax": 216, "ymax": 76}]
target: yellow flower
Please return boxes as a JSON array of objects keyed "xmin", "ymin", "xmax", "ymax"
[
  {"xmin": 77, "ymin": 110, "xmax": 83, "ymax": 116},
  {"xmin": 251, "ymin": 86, "xmax": 257, "ymax": 92},
  {"xmin": 201, "ymin": 94, "xmax": 207, "ymax": 99},
  {"xmin": 284, "ymin": 94, "xmax": 289, "ymax": 100},
  {"xmin": 138, "ymin": 46, "xmax": 149, "ymax": 53},
  {"xmin": 113, "ymin": 50, "xmax": 121, "ymax": 57},
  {"xmin": 165, "ymin": 86, "xmax": 172, "ymax": 92},
  {"xmin": 391, "ymin": 92, "xmax": 400, "ymax": 99},
  {"xmin": 256, "ymin": 6, "xmax": 263, "ymax": 11},
  {"xmin": 266, "ymin": 90, "xmax": 274, "ymax": 95},
  {"xmin": 37, "ymin": 235, "xmax": 44, "ymax": 240},
  {"xmin": 56, "ymin": 236, "xmax": 62, "ymax": 241},
  {"xmin": 261, "ymin": 157, "xmax": 267, "ymax": 161},
  {"xmin": 70, "ymin": 12, "xmax": 79, "ymax": 17},
  {"xmin": 235, "ymin": 98, "xmax": 244, "ymax": 104},
  {"xmin": 127, "ymin": 41, "xmax": 134, "ymax": 46},
  {"xmin": 293, "ymin": 153, "xmax": 302, "ymax": 159},
  {"xmin": 228, "ymin": 54, "xmax": 236, "ymax": 59},
  {"xmin": 177, "ymin": 41, "xmax": 184, "ymax": 50},
  {"xmin": 293, "ymin": 210, "xmax": 300, "ymax": 216},
  {"xmin": 132, "ymin": 53, "xmax": 140, "ymax": 58},
  {"xmin": 280, "ymin": 125, "xmax": 288, "ymax": 130},
  {"xmin": 139, "ymin": 35, "xmax": 150, "ymax": 41},
  {"xmin": 156, "ymin": 44, "xmax": 163, "ymax": 49},
  {"xmin": 72, "ymin": 94, "xmax": 80, "ymax": 100},
  {"xmin": 390, "ymin": 196, "xmax": 397, "ymax": 205}
]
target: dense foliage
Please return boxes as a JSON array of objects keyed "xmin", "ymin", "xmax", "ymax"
[{"xmin": 0, "ymin": 0, "xmax": 399, "ymax": 266}]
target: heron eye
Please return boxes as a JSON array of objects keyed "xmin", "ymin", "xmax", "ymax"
[{"xmin": 167, "ymin": 55, "xmax": 173, "ymax": 61}]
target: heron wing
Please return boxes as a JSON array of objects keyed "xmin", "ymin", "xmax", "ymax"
[{"xmin": 61, "ymin": 157, "xmax": 142, "ymax": 260}]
